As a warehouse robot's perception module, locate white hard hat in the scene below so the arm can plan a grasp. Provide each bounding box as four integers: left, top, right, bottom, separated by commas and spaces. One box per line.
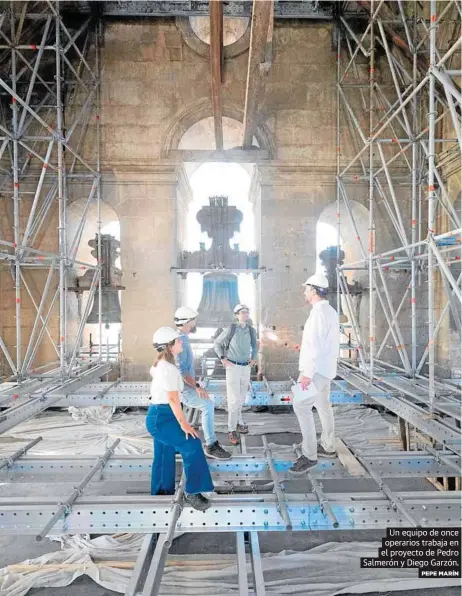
233, 303, 249, 315
152, 326, 180, 347
302, 273, 329, 289
174, 306, 198, 325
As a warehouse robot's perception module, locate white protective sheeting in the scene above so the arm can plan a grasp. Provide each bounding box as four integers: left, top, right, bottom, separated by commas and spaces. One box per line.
0, 404, 398, 458
0, 535, 459, 596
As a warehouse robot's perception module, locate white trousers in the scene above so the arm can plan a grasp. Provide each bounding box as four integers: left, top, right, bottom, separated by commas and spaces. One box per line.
293, 373, 335, 461
225, 363, 250, 431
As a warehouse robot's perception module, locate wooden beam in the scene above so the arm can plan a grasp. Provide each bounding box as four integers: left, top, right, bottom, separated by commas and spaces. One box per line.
335, 439, 367, 477
210, 0, 223, 150
169, 149, 269, 162
242, 0, 273, 148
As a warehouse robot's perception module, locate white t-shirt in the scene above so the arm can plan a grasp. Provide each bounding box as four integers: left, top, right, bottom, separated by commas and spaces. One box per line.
149, 360, 184, 405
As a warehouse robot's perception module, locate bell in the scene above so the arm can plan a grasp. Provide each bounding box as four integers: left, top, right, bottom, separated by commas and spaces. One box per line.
196, 272, 240, 328
319, 245, 348, 322
86, 288, 121, 328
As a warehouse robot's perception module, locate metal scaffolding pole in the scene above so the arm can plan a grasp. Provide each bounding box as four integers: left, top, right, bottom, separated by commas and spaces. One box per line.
337, 0, 461, 440
368, 8, 375, 378
0, 1, 103, 385
427, 0, 437, 413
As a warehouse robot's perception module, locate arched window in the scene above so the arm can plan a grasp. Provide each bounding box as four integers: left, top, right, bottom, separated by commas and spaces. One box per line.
185, 162, 256, 324
67, 199, 121, 353
317, 200, 369, 285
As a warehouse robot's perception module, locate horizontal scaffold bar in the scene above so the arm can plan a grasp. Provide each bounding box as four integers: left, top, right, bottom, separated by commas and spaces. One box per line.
0, 491, 458, 535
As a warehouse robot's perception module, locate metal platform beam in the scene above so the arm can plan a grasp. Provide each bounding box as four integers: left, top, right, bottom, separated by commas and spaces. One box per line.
338, 368, 462, 454
0, 380, 367, 408
2, 451, 460, 483
0, 364, 111, 435
0, 491, 458, 535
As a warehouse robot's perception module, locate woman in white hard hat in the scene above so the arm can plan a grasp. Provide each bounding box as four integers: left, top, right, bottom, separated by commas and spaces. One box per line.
146, 326, 214, 511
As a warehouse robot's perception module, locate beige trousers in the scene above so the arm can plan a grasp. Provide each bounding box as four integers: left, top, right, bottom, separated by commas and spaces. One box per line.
293, 372, 335, 460
225, 363, 251, 431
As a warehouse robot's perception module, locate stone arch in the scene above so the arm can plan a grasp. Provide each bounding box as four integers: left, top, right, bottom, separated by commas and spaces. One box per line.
317, 199, 369, 284
176, 17, 250, 59
161, 98, 275, 158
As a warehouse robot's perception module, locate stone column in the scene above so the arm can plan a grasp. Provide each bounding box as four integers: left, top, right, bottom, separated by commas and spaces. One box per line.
103, 165, 179, 380
257, 164, 336, 380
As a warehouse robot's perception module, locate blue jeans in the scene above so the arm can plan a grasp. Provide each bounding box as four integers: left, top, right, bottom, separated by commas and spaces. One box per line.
181, 388, 216, 446
146, 404, 214, 496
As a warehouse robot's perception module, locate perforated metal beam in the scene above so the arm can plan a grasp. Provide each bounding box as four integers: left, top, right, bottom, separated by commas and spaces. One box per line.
339, 369, 462, 454
0, 491, 458, 535
3, 452, 460, 483
0, 364, 111, 434
0, 381, 366, 408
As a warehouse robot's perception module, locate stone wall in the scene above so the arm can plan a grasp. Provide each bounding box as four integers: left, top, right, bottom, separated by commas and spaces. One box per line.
96, 19, 343, 378
1, 15, 458, 381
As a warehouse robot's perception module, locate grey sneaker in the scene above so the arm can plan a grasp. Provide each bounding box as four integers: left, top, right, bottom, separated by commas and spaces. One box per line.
318, 445, 337, 458
204, 441, 232, 460
288, 455, 317, 476
184, 493, 211, 511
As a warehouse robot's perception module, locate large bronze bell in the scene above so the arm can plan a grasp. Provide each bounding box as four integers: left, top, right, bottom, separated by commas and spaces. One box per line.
86, 288, 121, 328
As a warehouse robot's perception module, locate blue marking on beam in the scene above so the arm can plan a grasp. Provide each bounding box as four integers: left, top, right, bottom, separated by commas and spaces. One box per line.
308, 505, 350, 529
209, 391, 370, 405
330, 392, 364, 404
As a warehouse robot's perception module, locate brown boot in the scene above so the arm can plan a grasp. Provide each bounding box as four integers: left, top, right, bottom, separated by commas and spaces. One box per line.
236, 423, 249, 434
228, 430, 240, 445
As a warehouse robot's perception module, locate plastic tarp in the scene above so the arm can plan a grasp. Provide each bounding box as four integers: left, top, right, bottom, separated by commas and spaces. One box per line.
0, 404, 398, 457
0, 535, 460, 596
1, 405, 441, 596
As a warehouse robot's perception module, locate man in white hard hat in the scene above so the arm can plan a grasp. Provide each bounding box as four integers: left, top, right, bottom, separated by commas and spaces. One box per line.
214, 304, 258, 445
289, 273, 340, 475
174, 306, 231, 460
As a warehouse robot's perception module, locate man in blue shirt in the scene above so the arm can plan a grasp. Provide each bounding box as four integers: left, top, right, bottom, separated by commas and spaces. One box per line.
174, 307, 231, 460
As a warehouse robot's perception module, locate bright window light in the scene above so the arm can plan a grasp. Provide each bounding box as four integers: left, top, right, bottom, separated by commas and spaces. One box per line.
316, 221, 341, 275
185, 163, 256, 318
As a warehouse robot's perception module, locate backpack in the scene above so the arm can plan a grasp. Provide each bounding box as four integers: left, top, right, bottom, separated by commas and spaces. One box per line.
224, 323, 257, 357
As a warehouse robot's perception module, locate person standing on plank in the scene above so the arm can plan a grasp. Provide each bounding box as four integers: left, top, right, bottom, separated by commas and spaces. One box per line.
214, 304, 258, 445
289, 273, 340, 476
146, 326, 214, 511
174, 306, 231, 460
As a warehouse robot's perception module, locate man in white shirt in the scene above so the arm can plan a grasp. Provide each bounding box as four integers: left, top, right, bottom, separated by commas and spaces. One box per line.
289, 273, 340, 475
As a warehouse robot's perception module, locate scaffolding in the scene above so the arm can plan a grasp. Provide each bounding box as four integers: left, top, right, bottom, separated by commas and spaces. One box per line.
0, 1, 104, 384
0, 2, 460, 594
336, 1, 461, 417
